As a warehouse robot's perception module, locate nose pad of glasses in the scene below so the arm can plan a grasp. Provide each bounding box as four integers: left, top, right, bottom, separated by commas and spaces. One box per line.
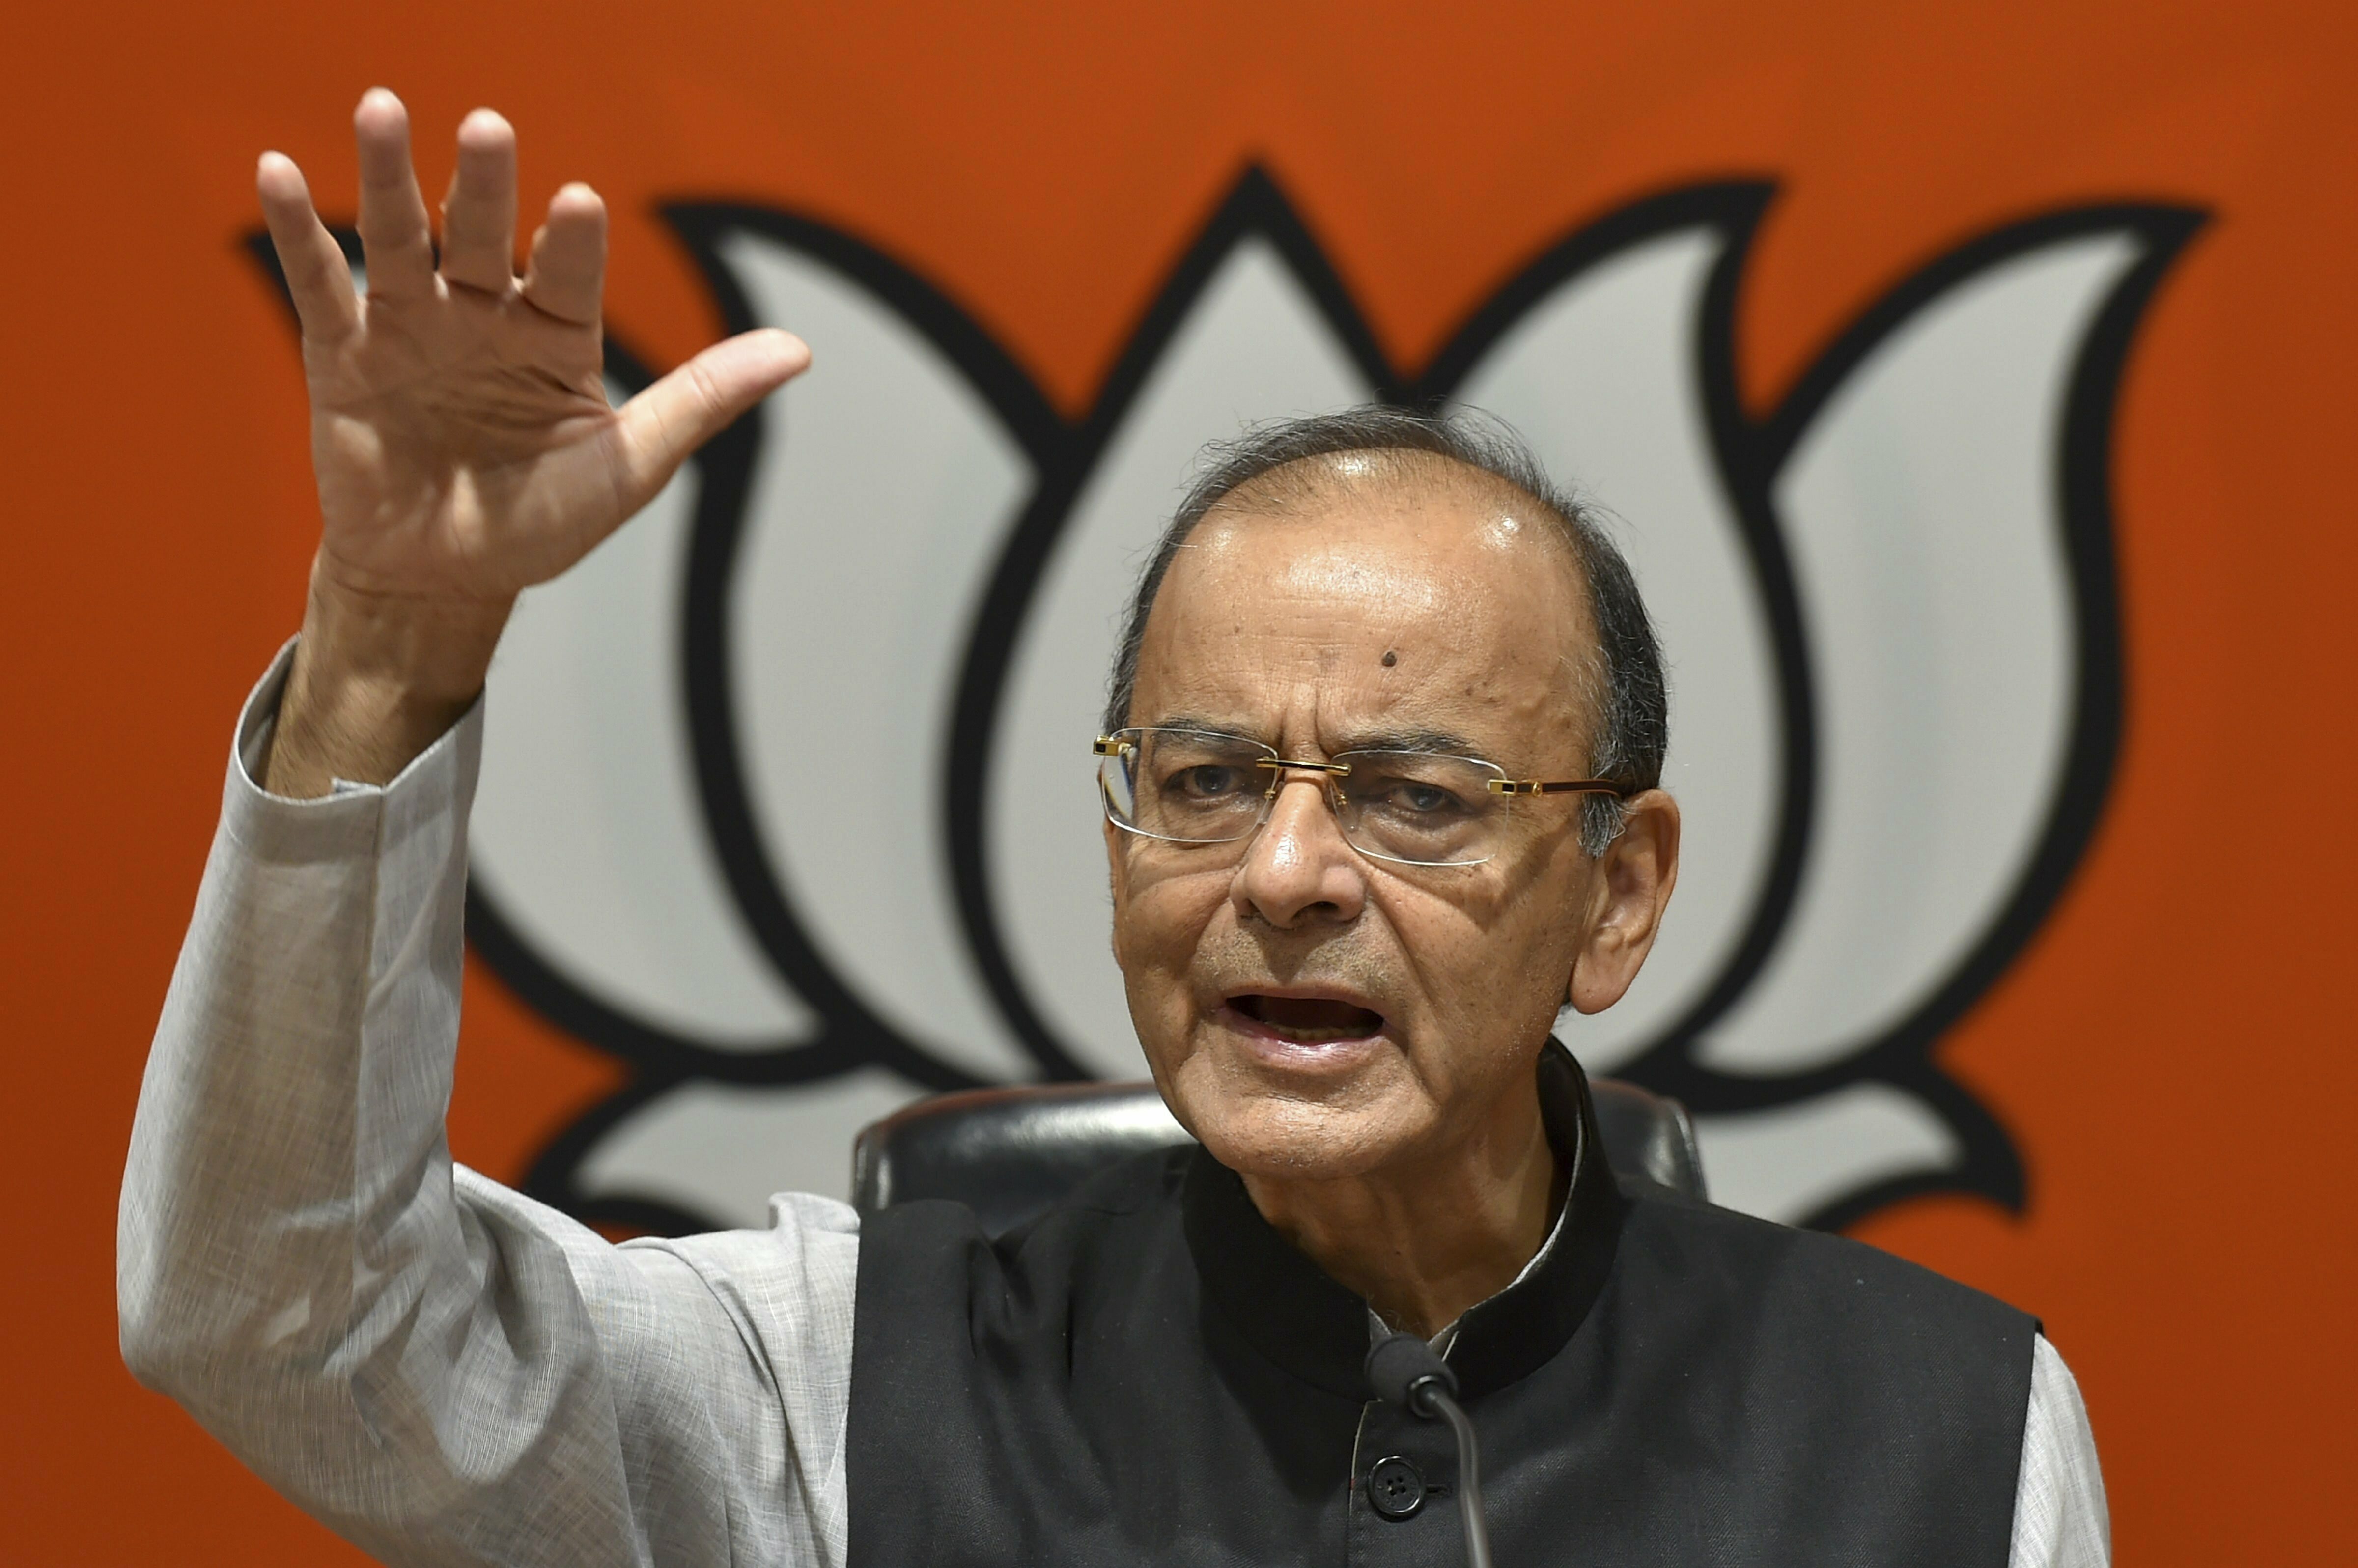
1248, 768, 1359, 862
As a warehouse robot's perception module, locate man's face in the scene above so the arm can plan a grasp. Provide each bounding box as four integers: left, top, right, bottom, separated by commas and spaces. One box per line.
1108, 472, 1629, 1182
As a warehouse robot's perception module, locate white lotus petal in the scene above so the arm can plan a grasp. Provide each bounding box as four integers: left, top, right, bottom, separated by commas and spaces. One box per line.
718, 232, 1038, 1082
473, 416, 816, 1050
986, 238, 1375, 1077
1692, 1084, 1960, 1224
1451, 229, 1780, 1074
1701, 235, 2144, 1073
576, 1071, 931, 1224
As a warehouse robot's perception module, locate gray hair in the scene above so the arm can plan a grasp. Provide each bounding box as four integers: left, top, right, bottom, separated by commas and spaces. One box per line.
1102, 406, 1667, 856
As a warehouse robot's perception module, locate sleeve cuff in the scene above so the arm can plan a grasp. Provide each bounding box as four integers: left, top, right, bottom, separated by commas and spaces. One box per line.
220, 638, 486, 866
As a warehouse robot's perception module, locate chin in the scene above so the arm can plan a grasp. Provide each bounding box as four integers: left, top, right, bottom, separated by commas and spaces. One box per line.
1163, 1042, 1431, 1181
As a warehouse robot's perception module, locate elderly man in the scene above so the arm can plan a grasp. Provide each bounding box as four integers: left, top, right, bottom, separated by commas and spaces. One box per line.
118, 94, 2107, 1567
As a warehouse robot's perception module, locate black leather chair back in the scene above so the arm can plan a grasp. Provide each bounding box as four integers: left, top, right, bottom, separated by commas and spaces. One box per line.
852, 1075, 1705, 1237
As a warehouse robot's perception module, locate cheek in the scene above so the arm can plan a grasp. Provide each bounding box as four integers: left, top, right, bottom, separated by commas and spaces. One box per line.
1378, 865, 1586, 1028
1377, 892, 1496, 1019
1113, 863, 1235, 1082
1111, 858, 1233, 979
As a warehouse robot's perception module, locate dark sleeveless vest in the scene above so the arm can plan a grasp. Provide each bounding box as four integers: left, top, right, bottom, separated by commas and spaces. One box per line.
848, 1046, 2036, 1565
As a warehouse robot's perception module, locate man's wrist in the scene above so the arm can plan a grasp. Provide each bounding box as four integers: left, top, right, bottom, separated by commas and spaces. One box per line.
262, 570, 512, 798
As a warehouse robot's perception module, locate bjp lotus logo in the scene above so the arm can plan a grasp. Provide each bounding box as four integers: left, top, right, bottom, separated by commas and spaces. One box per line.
256, 174, 2198, 1235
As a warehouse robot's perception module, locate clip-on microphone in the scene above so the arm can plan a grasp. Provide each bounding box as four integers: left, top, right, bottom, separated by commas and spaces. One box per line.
1366, 1332, 1496, 1568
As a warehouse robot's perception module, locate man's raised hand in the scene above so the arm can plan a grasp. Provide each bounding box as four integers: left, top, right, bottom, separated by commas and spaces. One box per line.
256, 90, 809, 797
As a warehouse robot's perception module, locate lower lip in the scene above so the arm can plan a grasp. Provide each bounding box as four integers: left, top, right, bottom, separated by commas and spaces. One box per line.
1216, 1003, 1390, 1072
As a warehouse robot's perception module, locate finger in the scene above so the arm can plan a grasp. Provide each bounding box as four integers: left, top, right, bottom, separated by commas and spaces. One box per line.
438, 108, 518, 295
519, 183, 606, 325
352, 88, 435, 296
608, 330, 812, 512
255, 152, 359, 341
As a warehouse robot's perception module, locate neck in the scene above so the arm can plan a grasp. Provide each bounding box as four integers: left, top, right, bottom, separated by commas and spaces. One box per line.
1239, 1086, 1563, 1340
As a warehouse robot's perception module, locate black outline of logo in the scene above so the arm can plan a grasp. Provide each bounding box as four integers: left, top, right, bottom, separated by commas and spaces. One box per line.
249, 171, 2201, 1236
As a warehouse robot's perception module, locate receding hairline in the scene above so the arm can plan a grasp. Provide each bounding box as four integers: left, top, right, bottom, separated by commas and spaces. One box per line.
1204, 443, 1585, 537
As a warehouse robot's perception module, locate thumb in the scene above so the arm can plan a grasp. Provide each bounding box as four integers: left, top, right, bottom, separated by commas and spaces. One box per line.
610, 328, 811, 510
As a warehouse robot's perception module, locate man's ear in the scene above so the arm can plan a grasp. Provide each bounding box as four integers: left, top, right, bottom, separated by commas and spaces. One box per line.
1567, 789, 1681, 1015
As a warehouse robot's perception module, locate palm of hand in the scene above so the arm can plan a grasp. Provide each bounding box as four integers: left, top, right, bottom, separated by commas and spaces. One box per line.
306, 287, 620, 603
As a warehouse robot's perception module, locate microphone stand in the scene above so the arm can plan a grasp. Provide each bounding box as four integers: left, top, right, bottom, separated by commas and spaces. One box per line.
1366, 1333, 1496, 1568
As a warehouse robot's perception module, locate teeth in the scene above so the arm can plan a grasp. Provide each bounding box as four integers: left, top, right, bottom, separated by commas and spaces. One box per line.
1268, 1024, 1370, 1043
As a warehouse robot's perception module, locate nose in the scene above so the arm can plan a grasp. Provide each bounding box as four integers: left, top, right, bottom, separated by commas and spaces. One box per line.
1232, 771, 1369, 928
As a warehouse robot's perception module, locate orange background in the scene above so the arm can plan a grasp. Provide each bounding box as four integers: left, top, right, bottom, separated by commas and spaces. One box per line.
3, 1, 2351, 1560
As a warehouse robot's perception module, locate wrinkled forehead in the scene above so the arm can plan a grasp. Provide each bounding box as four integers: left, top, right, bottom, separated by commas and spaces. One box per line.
1133, 478, 1598, 759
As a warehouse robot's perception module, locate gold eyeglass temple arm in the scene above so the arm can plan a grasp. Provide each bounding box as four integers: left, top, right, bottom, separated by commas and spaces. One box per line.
1487, 779, 1629, 797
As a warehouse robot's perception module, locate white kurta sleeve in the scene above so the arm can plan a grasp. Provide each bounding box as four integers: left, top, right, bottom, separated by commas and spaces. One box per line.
2007, 1333, 2111, 1568
117, 646, 857, 1568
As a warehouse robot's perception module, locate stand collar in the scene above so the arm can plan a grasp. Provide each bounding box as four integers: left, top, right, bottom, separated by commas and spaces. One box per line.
1182, 1040, 1626, 1401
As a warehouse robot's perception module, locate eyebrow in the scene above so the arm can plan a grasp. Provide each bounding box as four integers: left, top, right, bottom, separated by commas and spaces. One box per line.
1136, 714, 1489, 759
1338, 727, 1488, 758
1140, 713, 1264, 743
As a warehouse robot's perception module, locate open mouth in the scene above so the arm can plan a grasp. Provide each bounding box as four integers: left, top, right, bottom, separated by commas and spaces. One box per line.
1228, 993, 1386, 1044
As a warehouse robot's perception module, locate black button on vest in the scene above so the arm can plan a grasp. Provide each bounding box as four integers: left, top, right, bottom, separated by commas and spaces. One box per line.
848, 1043, 2037, 1565
1367, 1456, 1426, 1521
